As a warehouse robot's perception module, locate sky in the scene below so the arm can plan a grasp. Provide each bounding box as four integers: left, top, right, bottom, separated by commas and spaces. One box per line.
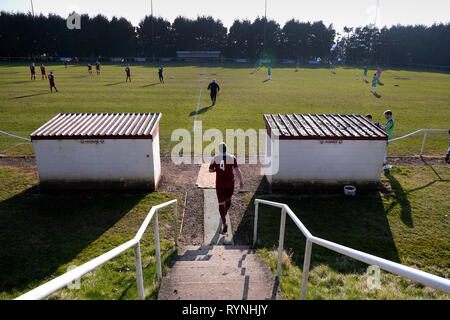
2, 0, 450, 33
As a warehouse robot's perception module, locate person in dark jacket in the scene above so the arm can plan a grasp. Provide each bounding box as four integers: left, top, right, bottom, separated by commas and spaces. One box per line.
207, 79, 220, 106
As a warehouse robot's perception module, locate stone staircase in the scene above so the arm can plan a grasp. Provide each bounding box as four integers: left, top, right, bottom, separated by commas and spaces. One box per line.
157, 245, 282, 300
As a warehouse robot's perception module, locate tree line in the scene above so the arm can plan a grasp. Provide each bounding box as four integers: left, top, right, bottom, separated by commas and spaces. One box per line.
0, 12, 449, 67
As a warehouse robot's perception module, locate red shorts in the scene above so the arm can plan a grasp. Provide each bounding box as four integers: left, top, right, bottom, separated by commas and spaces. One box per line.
216, 187, 234, 203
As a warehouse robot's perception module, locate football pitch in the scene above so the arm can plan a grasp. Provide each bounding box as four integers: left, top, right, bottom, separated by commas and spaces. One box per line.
0, 62, 449, 156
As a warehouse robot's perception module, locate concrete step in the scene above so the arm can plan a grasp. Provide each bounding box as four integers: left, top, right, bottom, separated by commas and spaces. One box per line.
158, 246, 282, 300
179, 245, 252, 253
170, 256, 268, 268
157, 278, 281, 300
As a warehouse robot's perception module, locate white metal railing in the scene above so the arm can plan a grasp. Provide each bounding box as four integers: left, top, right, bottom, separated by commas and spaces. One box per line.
388, 129, 447, 155
0, 130, 31, 142
15, 199, 178, 300
253, 199, 450, 300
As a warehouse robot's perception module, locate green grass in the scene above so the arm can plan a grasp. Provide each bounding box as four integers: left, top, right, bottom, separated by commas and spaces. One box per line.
0, 167, 181, 300
1, 62, 449, 156
250, 165, 449, 299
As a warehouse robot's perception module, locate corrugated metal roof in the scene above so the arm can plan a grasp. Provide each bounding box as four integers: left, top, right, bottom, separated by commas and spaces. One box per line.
30, 113, 161, 140
264, 114, 387, 140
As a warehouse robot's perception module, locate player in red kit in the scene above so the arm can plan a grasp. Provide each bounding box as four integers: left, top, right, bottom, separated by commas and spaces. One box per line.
88, 64, 92, 75
125, 65, 131, 82
209, 142, 244, 234
48, 71, 58, 92
95, 61, 101, 75
30, 63, 36, 80
40, 64, 47, 80
64, 59, 68, 69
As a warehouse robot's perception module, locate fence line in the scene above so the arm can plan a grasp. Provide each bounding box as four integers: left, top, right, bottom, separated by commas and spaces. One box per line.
15, 199, 178, 300
388, 129, 447, 155
254, 199, 450, 300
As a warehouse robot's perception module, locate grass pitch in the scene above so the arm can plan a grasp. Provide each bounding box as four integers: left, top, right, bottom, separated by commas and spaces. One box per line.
1, 62, 449, 156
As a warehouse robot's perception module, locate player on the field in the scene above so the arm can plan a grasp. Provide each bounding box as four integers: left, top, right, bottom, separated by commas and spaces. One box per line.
209, 142, 244, 235
95, 61, 101, 75
40, 64, 47, 80
370, 73, 378, 93
74, 57, 79, 65
64, 59, 68, 69
30, 63, 36, 80
207, 79, 220, 106
125, 65, 131, 82
381, 110, 394, 168
48, 71, 58, 93
363, 66, 368, 82
158, 67, 164, 83
267, 65, 272, 80
376, 67, 382, 81
88, 63, 93, 75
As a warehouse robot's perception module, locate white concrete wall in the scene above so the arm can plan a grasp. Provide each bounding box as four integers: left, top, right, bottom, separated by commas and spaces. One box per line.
33, 138, 160, 188
265, 135, 386, 184
151, 132, 161, 187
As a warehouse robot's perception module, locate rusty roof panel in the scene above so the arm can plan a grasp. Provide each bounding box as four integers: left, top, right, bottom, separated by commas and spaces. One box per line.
263, 114, 387, 140
30, 113, 162, 140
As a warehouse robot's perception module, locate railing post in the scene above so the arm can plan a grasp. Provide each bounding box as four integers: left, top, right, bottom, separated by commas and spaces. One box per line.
420, 131, 428, 156
154, 209, 162, 282
276, 207, 286, 280
253, 201, 259, 248
134, 242, 145, 300
174, 202, 178, 247
300, 239, 312, 300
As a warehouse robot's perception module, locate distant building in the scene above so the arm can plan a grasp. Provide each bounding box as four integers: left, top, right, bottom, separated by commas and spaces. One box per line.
176, 51, 221, 62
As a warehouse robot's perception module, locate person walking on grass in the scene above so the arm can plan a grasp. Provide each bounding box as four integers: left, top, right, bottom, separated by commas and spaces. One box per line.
371, 73, 378, 94
40, 64, 47, 80
95, 61, 101, 75
158, 67, 164, 83
381, 110, 394, 169
267, 65, 272, 80
207, 79, 220, 106
209, 143, 245, 235
30, 63, 36, 80
48, 71, 58, 93
376, 67, 382, 82
125, 65, 131, 82
363, 66, 368, 82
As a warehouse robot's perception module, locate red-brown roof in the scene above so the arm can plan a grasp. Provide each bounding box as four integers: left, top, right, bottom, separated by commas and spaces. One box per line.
264, 114, 387, 140
30, 113, 161, 140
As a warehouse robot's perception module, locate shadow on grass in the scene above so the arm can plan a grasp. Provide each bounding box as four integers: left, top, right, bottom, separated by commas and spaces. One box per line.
372, 92, 382, 98
189, 105, 213, 117
104, 81, 125, 86
0, 186, 145, 295
234, 177, 401, 276
142, 83, 160, 88
12, 92, 50, 99
117, 246, 178, 300
383, 170, 413, 228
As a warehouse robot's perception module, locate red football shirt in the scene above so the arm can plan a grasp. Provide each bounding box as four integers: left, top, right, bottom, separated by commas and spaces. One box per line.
209, 153, 239, 189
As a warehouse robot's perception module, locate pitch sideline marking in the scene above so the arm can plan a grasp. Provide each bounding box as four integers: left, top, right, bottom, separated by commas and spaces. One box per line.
192, 64, 207, 132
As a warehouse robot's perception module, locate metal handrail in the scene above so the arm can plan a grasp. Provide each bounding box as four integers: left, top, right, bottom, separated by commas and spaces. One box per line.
0, 130, 31, 142
388, 129, 447, 155
253, 199, 450, 300
15, 199, 178, 300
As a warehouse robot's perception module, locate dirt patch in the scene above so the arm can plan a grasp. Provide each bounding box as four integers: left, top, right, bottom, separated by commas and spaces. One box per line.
387, 155, 448, 167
